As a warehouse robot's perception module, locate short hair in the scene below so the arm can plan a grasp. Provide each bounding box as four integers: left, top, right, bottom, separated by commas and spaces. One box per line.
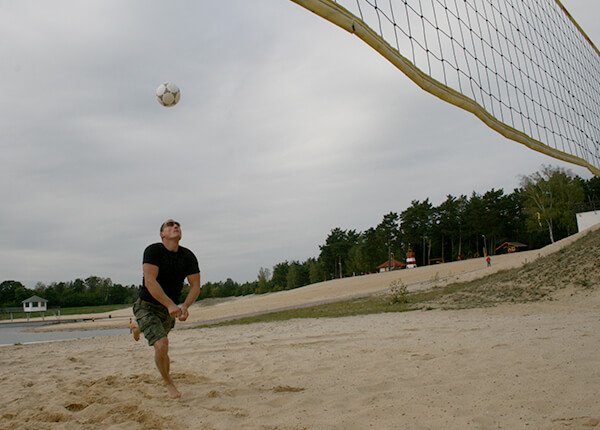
160, 220, 179, 233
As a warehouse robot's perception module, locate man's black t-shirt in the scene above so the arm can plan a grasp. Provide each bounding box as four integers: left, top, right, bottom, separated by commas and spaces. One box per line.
139, 243, 200, 306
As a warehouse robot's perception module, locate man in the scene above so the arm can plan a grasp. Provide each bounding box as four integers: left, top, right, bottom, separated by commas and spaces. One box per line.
130, 219, 201, 399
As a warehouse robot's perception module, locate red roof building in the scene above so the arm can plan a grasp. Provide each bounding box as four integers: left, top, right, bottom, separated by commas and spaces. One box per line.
376, 258, 406, 272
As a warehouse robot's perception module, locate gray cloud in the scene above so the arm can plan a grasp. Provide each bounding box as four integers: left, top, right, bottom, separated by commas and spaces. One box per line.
0, 0, 597, 287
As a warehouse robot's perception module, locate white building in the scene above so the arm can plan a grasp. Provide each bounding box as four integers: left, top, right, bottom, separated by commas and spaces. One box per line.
22, 295, 48, 313
576, 209, 600, 232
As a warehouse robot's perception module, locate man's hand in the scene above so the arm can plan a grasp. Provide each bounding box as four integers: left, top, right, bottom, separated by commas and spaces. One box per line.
178, 304, 189, 321
167, 303, 182, 319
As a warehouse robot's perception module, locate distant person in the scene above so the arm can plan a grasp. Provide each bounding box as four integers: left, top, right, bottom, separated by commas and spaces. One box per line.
130, 219, 201, 399
486, 255, 491, 267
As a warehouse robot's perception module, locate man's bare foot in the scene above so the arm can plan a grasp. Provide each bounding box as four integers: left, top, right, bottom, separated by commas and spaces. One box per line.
130, 318, 140, 341
166, 383, 181, 399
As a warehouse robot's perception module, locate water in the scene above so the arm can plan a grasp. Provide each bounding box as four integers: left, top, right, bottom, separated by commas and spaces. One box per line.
0, 321, 129, 346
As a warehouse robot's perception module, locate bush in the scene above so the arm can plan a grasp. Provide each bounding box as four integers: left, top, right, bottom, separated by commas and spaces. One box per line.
389, 281, 409, 304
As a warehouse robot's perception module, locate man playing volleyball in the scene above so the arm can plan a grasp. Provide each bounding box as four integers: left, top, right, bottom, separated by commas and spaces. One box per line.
130, 219, 201, 398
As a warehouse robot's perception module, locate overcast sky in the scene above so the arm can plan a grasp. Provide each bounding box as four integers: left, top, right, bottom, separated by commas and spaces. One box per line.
1, 0, 598, 288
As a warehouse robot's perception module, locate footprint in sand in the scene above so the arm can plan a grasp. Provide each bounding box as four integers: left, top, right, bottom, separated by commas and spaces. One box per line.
551, 416, 600, 428
65, 403, 88, 412
410, 353, 436, 360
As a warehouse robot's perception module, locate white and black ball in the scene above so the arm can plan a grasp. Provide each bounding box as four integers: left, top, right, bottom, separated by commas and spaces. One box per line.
156, 82, 181, 107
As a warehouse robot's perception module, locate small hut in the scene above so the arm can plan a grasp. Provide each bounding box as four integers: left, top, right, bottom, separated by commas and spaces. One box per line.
377, 258, 406, 272
22, 295, 48, 313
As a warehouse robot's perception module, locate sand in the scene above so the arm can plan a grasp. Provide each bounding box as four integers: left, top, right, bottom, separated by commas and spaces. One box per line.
1, 225, 599, 429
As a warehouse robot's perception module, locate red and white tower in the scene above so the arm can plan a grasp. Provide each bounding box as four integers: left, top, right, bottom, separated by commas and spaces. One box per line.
406, 249, 417, 269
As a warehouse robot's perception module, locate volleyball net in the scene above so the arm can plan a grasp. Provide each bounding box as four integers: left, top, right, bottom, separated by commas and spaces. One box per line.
290, 0, 600, 176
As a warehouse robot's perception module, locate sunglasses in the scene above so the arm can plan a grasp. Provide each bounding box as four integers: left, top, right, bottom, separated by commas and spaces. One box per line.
164, 221, 180, 227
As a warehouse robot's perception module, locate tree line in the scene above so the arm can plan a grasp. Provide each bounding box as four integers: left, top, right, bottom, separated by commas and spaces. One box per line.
0, 276, 138, 309
2, 166, 598, 308
201, 166, 599, 297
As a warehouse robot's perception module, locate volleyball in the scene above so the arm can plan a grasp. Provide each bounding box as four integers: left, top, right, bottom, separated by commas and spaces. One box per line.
156, 82, 181, 107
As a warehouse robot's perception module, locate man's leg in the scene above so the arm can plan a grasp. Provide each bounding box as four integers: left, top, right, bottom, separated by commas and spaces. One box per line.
130, 318, 140, 341
153, 336, 181, 399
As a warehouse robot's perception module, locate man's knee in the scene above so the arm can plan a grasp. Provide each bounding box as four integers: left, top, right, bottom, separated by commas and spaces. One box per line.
153, 337, 169, 354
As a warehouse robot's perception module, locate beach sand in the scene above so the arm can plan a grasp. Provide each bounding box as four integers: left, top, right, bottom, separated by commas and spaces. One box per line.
1, 226, 599, 429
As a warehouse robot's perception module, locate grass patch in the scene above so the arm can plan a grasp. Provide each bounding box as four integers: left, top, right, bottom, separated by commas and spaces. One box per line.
195, 290, 445, 328
195, 246, 597, 328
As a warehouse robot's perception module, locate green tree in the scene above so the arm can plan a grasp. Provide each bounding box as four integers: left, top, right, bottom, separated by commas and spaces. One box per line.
271, 262, 289, 291
346, 241, 367, 275
307, 258, 324, 284
580, 175, 600, 203
318, 228, 360, 278
257, 267, 271, 294
361, 227, 386, 272
345, 228, 385, 275
108, 284, 128, 304
375, 212, 402, 268
400, 199, 434, 265
520, 165, 585, 243
286, 262, 300, 290
221, 278, 238, 297
434, 195, 467, 261
0, 280, 30, 307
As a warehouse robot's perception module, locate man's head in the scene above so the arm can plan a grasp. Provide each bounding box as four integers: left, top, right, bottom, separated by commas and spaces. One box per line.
160, 219, 182, 241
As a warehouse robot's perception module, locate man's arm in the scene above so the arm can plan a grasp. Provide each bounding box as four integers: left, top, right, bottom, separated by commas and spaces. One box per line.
178, 272, 201, 321
143, 263, 181, 318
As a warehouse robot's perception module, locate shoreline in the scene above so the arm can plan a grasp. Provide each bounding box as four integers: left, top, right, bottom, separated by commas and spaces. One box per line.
0, 323, 130, 348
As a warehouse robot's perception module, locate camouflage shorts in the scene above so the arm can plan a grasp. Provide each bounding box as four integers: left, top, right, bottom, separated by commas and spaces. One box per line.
132, 298, 175, 346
